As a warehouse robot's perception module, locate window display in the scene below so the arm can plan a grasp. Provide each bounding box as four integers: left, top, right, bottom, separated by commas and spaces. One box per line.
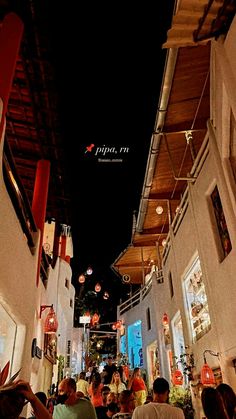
184, 257, 211, 343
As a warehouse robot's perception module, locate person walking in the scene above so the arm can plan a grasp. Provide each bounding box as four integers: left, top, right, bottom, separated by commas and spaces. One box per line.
102, 357, 117, 385
127, 368, 147, 406
217, 383, 236, 419
53, 377, 97, 418
76, 371, 89, 397
0, 379, 51, 419
132, 377, 184, 418
112, 389, 135, 419
201, 386, 230, 419
108, 371, 126, 396
88, 371, 104, 407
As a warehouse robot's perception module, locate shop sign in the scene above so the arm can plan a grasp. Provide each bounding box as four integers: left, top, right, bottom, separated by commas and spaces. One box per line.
31, 338, 42, 359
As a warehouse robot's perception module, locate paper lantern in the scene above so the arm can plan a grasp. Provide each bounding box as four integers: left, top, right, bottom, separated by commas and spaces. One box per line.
95, 283, 101, 292
201, 363, 215, 385
78, 274, 85, 284
162, 313, 169, 326
44, 307, 58, 334
172, 369, 183, 386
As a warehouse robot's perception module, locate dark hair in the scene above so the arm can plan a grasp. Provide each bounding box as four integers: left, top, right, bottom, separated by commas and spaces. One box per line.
119, 389, 133, 405
64, 378, 76, 392
107, 401, 118, 413
101, 385, 110, 394
35, 391, 47, 406
79, 372, 86, 380
91, 372, 101, 393
0, 388, 25, 418
201, 387, 229, 419
153, 377, 169, 394
217, 383, 236, 419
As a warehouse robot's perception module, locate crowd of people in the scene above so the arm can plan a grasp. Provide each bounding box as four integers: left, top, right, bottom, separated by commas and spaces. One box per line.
1, 355, 236, 418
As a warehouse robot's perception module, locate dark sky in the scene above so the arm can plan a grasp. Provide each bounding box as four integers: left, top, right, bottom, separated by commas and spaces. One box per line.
45, 1, 175, 321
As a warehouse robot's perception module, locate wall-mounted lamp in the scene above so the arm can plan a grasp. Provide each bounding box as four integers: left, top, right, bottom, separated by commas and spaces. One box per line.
40, 304, 58, 334
162, 313, 169, 326
201, 349, 219, 385
172, 368, 184, 386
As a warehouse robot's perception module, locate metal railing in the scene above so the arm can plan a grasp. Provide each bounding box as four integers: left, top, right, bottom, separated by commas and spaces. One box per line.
118, 270, 163, 316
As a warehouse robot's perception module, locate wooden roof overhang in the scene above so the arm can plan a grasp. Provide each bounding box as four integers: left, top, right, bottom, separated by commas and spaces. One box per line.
1, 1, 71, 227
112, 42, 211, 284
163, 0, 236, 48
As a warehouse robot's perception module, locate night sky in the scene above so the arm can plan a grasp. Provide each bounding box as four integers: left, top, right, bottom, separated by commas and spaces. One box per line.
43, 1, 175, 322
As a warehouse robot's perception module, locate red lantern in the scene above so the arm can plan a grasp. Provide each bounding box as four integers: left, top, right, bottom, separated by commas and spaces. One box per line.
172, 369, 183, 386
115, 321, 122, 329
92, 313, 99, 325
162, 313, 169, 326
201, 363, 215, 385
95, 283, 101, 292
78, 274, 85, 284
44, 307, 58, 334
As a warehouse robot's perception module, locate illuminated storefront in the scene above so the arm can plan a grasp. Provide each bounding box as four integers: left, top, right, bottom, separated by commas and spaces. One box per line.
127, 320, 143, 369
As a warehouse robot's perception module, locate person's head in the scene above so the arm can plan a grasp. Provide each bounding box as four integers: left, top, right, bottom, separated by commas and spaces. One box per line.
152, 377, 170, 403
0, 386, 25, 419
118, 389, 135, 413
217, 383, 236, 419
106, 391, 117, 405
106, 401, 118, 417
91, 371, 101, 388
79, 371, 86, 380
201, 386, 229, 419
35, 391, 47, 406
107, 357, 113, 366
111, 371, 121, 384
57, 378, 76, 404
101, 385, 110, 405
133, 367, 141, 378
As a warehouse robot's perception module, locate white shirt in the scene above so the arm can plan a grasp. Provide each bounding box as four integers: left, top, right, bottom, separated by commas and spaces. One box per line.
108, 382, 126, 394
132, 402, 185, 419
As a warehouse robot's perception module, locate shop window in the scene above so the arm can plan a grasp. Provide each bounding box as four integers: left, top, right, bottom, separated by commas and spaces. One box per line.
184, 257, 211, 343
146, 307, 151, 330
169, 272, 174, 298
127, 321, 143, 368
211, 186, 232, 260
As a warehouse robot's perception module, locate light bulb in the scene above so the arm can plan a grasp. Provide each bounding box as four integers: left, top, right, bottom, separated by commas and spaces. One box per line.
156, 206, 163, 215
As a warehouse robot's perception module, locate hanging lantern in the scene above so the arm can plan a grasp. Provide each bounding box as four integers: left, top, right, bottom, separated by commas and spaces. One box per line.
112, 324, 116, 330
95, 282, 101, 292
92, 313, 99, 325
156, 205, 164, 215
162, 313, 169, 326
103, 291, 109, 300
44, 307, 58, 334
78, 274, 86, 284
86, 266, 93, 275
201, 363, 215, 385
115, 320, 122, 329
172, 369, 184, 386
